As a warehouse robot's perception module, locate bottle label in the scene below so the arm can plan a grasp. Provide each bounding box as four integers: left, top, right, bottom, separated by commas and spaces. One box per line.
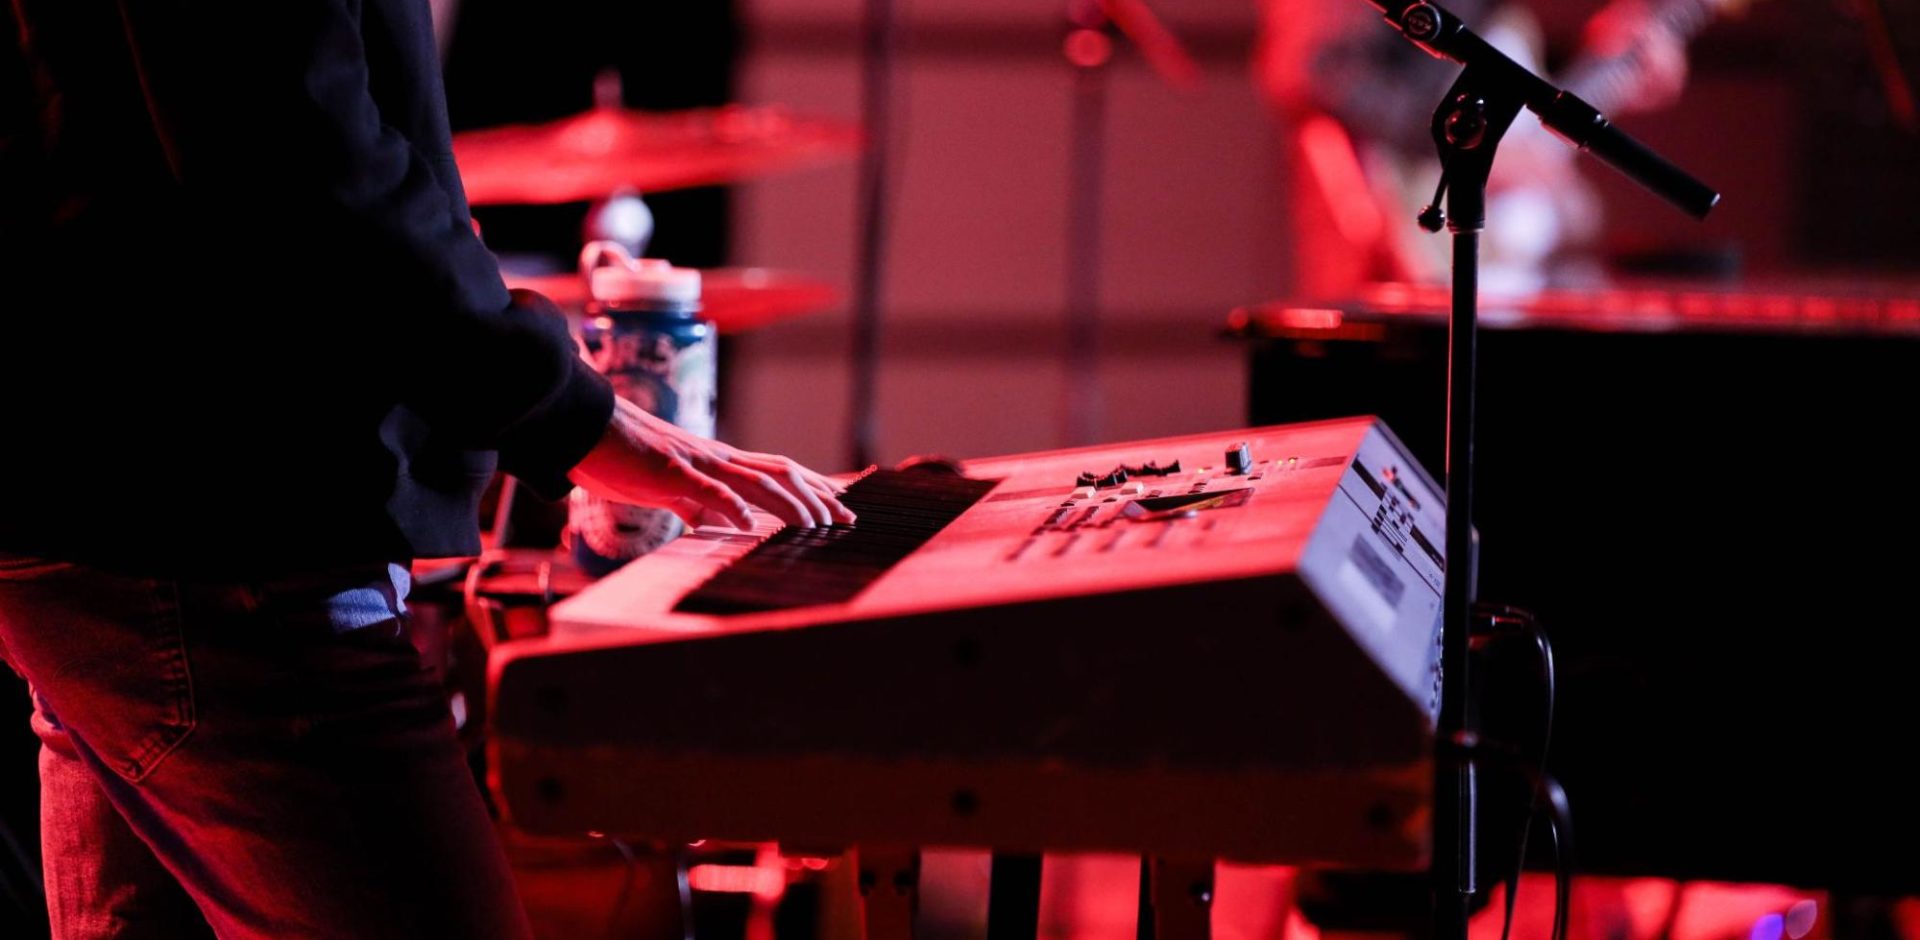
572, 315, 717, 565
583, 323, 715, 437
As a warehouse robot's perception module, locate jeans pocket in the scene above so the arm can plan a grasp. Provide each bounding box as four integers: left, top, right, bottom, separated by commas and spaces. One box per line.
0, 564, 196, 783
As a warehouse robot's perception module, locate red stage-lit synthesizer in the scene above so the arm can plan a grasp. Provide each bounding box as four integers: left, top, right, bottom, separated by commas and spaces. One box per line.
490, 418, 1446, 869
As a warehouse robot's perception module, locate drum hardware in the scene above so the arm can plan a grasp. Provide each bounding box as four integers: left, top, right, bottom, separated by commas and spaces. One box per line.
453, 104, 862, 207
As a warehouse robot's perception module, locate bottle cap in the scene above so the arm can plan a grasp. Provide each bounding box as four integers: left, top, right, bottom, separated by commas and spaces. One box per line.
579, 240, 702, 307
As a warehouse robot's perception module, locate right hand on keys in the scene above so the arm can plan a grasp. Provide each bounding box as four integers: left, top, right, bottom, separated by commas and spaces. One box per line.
568, 397, 857, 531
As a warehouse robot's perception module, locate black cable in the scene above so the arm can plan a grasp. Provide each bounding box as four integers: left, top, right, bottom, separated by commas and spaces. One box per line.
1654, 880, 1690, 940
1543, 774, 1573, 940
601, 835, 641, 940
1471, 603, 1555, 940
1443, 740, 1577, 940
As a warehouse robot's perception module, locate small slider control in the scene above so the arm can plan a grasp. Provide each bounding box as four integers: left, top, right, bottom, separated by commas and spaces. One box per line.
1226, 442, 1252, 475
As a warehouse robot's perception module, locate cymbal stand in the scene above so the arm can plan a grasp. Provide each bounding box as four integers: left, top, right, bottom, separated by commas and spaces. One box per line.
1063, 0, 1111, 446
1060, 0, 1198, 447
847, 0, 899, 470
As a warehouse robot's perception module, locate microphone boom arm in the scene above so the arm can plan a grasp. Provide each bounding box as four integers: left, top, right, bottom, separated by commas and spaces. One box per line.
1367, 0, 1720, 218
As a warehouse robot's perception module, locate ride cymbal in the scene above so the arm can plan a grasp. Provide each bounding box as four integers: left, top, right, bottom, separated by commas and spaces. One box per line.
456, 104, 861, 205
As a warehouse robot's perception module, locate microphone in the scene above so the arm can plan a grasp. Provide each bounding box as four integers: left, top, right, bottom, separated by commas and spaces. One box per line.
1366, 0, 1718, 218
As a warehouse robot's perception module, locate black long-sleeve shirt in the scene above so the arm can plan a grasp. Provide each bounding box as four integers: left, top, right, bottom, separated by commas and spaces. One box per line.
0, 0, 613, 576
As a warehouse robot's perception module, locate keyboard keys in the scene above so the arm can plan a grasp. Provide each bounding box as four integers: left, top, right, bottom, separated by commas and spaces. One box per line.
673, 470, 997, 614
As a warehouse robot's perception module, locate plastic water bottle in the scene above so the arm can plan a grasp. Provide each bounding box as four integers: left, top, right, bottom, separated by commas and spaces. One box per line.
568, 242, 717, 577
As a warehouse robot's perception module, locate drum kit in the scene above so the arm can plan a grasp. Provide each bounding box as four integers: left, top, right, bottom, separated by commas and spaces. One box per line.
453, 101, 861, 327
421, 99, 863, 670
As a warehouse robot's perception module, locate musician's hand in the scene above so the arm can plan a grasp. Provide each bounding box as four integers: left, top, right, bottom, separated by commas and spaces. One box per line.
568, 397, 857, 531
1583, 0, 1689, 114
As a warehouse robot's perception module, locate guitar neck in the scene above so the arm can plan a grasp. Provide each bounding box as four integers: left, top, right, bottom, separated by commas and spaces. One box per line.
1557, 0, 1726, 113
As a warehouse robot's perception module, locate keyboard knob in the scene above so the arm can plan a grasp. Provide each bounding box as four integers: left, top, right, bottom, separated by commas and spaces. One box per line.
1227, 443, 1252, 475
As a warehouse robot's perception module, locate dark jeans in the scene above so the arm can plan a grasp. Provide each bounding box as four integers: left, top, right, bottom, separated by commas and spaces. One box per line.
0, 555, 532, 939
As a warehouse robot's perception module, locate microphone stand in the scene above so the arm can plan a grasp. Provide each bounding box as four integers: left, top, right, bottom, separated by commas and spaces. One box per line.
1358, 4, 1719, 939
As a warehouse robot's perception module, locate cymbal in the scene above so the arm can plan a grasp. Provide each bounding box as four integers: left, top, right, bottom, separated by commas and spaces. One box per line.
505, 268, 839, 335
455, 104, 862, 205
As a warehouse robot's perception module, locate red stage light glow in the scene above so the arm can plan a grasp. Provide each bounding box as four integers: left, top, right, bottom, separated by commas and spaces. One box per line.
687, 864, 785, 900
